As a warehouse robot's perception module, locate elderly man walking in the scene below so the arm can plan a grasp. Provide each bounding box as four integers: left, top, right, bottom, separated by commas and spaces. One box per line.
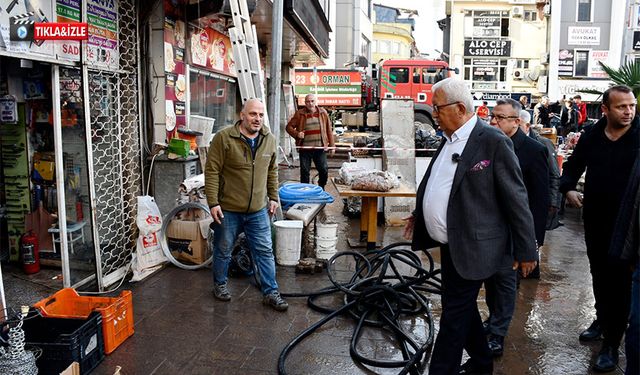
286, 94, 335, 189
403, 78, 538, 374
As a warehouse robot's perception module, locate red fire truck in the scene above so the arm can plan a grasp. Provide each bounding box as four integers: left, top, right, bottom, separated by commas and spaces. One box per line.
293, 59, 457, 131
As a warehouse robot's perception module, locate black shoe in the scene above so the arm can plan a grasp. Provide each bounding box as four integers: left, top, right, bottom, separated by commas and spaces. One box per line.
459, 359, 493, 375
482, 319, 490, 335
579, 320, 603, 341
487, 334, 504, 357
593, 345, 618, 372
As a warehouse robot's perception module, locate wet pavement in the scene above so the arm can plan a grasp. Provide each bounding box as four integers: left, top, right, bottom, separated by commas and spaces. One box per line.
3, 161, 629, 374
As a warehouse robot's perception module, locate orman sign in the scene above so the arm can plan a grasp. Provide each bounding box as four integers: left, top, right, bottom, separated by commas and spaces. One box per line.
464, 40, 511, 57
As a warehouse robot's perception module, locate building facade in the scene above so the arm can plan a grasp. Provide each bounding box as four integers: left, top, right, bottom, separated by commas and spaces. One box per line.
334, 0, 374, 68
548, 0, 624, 106
446, 0, 550, 106
372, 4, 417, 63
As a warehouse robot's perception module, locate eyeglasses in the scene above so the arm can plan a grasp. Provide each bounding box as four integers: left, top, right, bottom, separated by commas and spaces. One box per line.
490, 113, 519, 121
433, 101, 460, 112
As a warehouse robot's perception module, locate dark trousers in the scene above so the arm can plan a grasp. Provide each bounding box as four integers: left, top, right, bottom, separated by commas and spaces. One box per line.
299, 149, 328, 188
429, 246, 492, 374
485, 265, 517, 337
625, 263, 639, 375
584, 221, 633, 349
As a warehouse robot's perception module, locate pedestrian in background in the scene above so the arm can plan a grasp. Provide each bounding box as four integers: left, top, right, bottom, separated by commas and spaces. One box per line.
519, 110, 562, 231
476, 100, 490, 121
559, 99, 578, 136
484, 99, 549, 357
205, 99, 288, 312
519, 95, 529, 110
573, 94, 588, 128
560, 85, 639, 372
533, 96, 552, 127
403, 78, 538, 375
286, 94, 335, 189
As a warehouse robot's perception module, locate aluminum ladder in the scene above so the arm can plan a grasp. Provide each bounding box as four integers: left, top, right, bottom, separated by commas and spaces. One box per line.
228, 0, 270, 128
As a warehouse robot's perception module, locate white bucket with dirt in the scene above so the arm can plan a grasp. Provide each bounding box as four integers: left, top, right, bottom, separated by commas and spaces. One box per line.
316, 222, 338, 239
315, 236, 338, 260
274, 220, 303, 266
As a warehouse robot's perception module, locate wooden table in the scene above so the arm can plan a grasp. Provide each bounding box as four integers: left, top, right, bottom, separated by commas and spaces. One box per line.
332, 178, 416, 250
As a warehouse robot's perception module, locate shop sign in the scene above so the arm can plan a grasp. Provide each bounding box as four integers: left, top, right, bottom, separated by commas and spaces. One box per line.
188, 23, 235, 76
294, 69, 362, 107
558, 49, 574, 77
0, 0, 55, 57
0, 96, 18, 124
589, 50, 609, 78
558, 79, 612, 102
473, 17, 500, 28
464, 40, 511, 57
634, 31, 640, 50
472, 66, 498, 81
86, 0, 119, 69
568, 26, 600, 46
164, 1, 187, 138
56, 0, 82, 62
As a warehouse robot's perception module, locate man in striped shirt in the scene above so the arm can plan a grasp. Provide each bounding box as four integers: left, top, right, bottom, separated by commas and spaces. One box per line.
286, 94, 335, 189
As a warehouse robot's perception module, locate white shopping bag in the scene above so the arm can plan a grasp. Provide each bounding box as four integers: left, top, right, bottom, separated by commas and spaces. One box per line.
131, 196, 167, 281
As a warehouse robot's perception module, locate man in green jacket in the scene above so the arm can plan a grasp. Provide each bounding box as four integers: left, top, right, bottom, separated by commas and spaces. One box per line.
205, 99, 287, 311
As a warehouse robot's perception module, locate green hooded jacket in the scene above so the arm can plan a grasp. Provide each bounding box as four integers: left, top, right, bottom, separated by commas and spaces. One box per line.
205, 122, 279, 213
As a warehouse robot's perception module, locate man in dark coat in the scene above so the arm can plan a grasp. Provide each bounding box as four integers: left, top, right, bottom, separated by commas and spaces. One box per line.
484, 98, 549, 357
403, 78, 538, 374
560, 85, 639, 372
533, 96, 552, 127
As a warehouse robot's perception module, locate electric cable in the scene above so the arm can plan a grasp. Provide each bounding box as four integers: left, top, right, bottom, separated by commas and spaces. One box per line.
278, 183, 334, 209
158, 202, 212, 270
278, 242, 442, 375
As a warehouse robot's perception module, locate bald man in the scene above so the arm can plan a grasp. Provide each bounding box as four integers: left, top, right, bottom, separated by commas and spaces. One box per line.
205, 99, 288, 311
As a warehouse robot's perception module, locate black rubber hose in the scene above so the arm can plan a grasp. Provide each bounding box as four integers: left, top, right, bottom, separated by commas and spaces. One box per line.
278, 242, 442, 375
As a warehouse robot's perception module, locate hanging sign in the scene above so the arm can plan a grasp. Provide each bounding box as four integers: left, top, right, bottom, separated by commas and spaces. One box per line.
0, 96, 18, 123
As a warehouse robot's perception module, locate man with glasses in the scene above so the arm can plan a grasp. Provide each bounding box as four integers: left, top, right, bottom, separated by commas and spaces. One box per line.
484, 99, 549, 357
560, 85, 639, 372
404, 78, 537, 375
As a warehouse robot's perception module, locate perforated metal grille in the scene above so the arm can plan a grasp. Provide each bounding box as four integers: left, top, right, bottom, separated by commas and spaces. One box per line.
86, 0, 141, 285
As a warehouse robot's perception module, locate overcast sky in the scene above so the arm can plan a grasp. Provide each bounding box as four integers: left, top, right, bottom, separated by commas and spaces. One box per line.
374, 0, 445, 57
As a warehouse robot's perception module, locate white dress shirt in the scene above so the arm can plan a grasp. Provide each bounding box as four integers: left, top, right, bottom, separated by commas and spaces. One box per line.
422, 115, 477, 244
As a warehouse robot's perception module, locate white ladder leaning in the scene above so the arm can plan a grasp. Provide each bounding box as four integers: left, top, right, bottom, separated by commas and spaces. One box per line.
228, 0, 270, 128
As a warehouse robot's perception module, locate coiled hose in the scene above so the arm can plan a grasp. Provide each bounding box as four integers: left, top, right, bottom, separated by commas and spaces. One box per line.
278, 183, 334, 209
159, 202, 213, 270
278, 242, 442, 375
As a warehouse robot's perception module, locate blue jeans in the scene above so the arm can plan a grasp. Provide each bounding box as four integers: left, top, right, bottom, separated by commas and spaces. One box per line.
626, 263, 639, 375
212, 208, 279, 295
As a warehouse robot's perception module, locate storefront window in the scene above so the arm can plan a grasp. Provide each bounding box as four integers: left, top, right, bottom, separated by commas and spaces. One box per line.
189, 68, 237, 133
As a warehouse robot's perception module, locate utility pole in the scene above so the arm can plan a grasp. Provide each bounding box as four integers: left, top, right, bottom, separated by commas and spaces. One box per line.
268, 0, 284, 146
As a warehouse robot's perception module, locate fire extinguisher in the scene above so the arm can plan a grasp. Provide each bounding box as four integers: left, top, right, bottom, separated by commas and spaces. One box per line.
20, 231, 40, 275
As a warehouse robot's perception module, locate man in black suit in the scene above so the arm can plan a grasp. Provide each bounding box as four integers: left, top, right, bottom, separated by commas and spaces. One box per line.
403, 78, 538, 375
483, 99, 549, 356
520, 110, 562, 231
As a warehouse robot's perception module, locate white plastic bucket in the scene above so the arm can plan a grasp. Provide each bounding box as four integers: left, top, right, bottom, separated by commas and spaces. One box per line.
274, 220, 304, 266
316, 222, 338, 239
315, 236, 338, 260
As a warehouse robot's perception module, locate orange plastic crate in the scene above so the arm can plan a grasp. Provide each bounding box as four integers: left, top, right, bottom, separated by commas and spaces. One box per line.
34, 288, 134, 354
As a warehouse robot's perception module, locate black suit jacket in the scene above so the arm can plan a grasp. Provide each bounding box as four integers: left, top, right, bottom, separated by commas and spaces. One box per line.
512, 129, 550, 246
412, 119, 538, 280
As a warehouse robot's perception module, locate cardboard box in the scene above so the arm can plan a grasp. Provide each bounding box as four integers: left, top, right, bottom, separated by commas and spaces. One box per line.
166, 217, 213, 264
60, 362, 80, 375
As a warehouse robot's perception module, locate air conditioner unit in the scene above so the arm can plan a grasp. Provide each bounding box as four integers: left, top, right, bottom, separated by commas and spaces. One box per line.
511, 6, 524, 17
513, 68, 525, 80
